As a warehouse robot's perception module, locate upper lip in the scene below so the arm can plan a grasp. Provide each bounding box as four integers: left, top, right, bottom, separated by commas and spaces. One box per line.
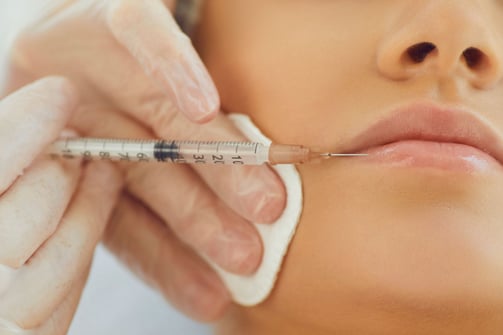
339, 102, 503, 165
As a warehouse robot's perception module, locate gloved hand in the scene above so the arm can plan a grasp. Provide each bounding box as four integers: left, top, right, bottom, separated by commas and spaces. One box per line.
3, 0, 287, 321
0, 77, 122, 335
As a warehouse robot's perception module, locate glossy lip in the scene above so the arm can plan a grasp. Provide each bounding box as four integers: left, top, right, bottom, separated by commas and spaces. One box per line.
338, 102, 503, 170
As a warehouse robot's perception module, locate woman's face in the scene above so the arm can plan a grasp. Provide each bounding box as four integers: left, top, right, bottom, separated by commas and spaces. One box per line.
194, 1, 503, 333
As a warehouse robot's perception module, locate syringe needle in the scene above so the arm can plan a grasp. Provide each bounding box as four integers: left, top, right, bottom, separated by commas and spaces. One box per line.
320, 153, 368, 157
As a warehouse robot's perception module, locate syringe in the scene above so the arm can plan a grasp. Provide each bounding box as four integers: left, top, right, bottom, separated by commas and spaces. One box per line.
48, 138, 366, 165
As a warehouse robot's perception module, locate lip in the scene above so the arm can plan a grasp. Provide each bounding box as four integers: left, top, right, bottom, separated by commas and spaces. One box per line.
340, 102, 503, 172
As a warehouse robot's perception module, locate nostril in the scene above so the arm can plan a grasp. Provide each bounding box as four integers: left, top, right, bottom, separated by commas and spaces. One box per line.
462, 47, 486, 70
405, 42, 436, 63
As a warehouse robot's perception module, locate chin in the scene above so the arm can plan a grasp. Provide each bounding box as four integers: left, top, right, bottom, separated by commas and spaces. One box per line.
278, 164, 503, 330
359, 237, 503, 316
323, 197, 503, 311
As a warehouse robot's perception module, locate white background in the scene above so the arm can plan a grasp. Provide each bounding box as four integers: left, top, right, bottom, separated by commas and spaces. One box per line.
0, 1, 211, 334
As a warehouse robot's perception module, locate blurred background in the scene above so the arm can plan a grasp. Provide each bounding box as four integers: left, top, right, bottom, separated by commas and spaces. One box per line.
0, 1, 210, 334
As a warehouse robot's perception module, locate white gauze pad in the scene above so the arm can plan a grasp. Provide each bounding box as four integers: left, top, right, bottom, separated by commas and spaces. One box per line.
207, 114, 303, 306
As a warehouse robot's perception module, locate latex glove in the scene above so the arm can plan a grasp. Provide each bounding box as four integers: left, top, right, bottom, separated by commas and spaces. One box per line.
4, 0, 287, 321
0, 77, 122, 335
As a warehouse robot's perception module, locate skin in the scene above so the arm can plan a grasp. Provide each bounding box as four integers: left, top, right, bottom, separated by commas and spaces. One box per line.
193, 1, 503, 334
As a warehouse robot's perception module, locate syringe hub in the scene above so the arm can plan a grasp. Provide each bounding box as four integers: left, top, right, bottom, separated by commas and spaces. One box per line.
268, 144, 367, 164
268, 144, 312, 164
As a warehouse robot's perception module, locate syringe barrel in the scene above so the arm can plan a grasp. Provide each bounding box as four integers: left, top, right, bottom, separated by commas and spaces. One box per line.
48, 139, 274, 165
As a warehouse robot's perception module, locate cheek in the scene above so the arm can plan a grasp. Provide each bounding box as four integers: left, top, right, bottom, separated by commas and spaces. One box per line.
198, 2, 389, 149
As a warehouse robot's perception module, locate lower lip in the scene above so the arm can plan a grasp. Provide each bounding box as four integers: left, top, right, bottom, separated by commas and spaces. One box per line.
361, 140, 502, 173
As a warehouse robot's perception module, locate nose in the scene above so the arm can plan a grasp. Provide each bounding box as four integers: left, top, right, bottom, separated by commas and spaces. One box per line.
377, 1, 503, 89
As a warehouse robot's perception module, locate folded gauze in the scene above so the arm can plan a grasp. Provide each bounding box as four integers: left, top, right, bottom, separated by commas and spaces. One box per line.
205, 114, 303, 306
